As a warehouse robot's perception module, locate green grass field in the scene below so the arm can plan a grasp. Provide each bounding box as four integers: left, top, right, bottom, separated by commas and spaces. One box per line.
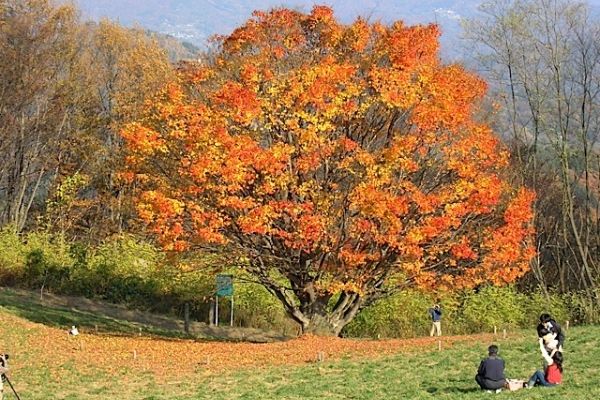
162, 328, 599, 400
1, 288, 599, 399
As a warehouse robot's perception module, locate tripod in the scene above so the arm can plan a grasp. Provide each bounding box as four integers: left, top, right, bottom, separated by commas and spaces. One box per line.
3, 376, 21, 400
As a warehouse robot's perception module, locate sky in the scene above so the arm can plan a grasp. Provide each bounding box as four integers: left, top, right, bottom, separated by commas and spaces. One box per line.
74, 0, 477, 54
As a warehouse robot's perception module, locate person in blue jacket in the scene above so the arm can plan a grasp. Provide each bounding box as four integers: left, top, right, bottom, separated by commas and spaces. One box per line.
475, 344, 506, 392
429, 303, 442, 336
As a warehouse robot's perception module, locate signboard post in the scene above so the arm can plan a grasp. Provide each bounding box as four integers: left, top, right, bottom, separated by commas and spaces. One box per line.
215, 274, 234, 326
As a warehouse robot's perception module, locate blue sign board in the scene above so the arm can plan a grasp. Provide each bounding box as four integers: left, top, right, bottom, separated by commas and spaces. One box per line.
216, 274, 233, 297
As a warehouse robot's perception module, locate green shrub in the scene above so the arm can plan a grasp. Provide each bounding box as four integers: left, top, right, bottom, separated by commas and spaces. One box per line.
0, 227, 26, 284
521, 289, 570, 326
461, 285, 528, 331
343, 285, 574, 338
232, 276, 295, 333
563, 290, 600, 324
79, 236, 165, 305
1, 226, 596, 335
23, 249, 69, 292
0, 228, 73, 291
344, 290, 433, 338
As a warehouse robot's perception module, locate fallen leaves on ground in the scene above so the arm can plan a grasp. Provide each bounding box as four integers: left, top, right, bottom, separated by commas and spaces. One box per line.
0, 312, 506, 381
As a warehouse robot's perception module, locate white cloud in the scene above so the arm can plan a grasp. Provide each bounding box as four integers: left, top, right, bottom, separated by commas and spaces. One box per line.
434, 8, 462, 21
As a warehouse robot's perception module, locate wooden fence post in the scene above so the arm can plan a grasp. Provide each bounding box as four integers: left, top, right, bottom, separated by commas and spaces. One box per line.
208, 298, 215, 326
184, 302, 190, 334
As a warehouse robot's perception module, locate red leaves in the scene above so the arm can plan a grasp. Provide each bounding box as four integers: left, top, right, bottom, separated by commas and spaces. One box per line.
310, 5, 335, 22
120, 123, 166, 156
476, 189, 536, 284
213, 82, 261, 125
122, 5, 536, 304
385, 22, 441, 69
450, 237, 478, 261
411, 65, 487, 130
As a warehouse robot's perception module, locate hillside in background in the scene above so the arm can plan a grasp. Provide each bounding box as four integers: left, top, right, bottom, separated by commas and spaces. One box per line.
146, 30, 200, 61
73, 0, 487, 58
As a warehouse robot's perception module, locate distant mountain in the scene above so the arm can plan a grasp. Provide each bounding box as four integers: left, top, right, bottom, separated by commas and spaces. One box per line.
72, 0, 600, 59
72, 0, 486, 58
145, 30, 200, 62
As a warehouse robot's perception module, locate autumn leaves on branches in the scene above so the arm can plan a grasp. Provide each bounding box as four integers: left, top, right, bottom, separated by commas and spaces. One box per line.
122, 6, 535, 335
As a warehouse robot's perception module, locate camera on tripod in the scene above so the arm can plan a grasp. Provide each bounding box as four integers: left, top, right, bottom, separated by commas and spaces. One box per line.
0, 353, 19, 400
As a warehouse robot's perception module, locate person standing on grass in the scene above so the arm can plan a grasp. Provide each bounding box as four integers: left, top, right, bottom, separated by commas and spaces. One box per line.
475, 344, 506, 393
428, 303, 442, 337
526, 338, 563, 388
537, 313, 565, 351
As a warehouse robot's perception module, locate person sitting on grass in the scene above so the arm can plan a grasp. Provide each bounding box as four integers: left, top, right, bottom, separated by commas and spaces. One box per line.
526, 337, 563, 388
475, 344, 506, 393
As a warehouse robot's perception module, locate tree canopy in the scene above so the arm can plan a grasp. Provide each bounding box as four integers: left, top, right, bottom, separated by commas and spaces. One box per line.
122, 6, 536, 335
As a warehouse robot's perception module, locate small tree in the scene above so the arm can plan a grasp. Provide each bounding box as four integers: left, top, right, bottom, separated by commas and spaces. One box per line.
123, 6, 536, 335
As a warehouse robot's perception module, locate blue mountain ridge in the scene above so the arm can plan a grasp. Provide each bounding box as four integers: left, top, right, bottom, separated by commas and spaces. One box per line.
73, 0, 600, 59
73, 1, 484, 52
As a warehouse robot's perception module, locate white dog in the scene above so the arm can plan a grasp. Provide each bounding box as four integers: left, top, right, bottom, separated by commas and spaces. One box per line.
541, 331, 559, 351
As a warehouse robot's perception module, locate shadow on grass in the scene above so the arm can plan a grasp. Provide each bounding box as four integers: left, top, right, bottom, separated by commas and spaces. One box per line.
447, 387, 482, 394
0, 289, 193, 340
0, 288, 288, 343
426, 385, 481, 394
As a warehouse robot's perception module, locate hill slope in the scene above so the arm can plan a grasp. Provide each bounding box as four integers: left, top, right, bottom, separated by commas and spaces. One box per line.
2, 300, 599, 399
0, 287, 288, 342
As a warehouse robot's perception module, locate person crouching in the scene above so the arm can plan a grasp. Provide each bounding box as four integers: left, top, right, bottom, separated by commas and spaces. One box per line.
476, 344, 507, 393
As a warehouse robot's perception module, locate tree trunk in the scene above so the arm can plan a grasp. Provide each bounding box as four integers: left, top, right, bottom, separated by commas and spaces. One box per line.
301, 313, 340, 336
299, 298, 342, 336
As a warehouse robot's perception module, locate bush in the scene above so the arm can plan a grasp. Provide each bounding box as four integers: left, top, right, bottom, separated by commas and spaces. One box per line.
232, 275, 295, 333
0, 228, 73, 291
344, 285, 576, 338
461, 285, 528, 331
76, 236, 165, 306
563, 290, 600, 324
0, 227, 26, 285
344, 290, 434, 338
522, 289, 570, 327
0, 226, 593, 335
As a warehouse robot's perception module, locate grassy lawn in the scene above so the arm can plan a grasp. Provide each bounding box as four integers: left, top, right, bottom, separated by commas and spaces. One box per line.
193, 327, 599, 400
0, 287, 188, 339
1, 289, 599, 399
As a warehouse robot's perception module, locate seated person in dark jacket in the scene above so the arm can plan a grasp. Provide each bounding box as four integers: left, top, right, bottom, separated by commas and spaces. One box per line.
475, 345, 506, 390
537, 313, 565, 351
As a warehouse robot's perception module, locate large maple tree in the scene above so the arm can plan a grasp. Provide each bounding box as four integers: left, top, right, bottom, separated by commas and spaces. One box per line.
122, 6, 536, 335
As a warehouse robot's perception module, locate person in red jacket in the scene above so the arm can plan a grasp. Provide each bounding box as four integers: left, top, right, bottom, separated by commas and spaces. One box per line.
526, 337, 563, 388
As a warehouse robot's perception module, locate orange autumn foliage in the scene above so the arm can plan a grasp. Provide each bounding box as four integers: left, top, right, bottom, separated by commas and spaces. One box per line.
122, 6, 536, 334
